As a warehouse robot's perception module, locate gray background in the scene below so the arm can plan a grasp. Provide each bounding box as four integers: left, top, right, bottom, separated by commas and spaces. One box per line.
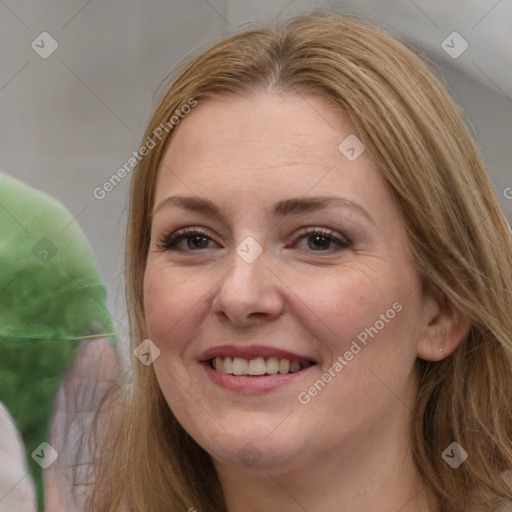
1, 0, 511, 353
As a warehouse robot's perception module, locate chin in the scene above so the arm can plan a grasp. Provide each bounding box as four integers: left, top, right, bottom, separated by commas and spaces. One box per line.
185, 415, 309, 472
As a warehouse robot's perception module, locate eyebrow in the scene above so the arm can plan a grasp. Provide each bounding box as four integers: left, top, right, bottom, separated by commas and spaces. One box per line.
152, 195, 374, 224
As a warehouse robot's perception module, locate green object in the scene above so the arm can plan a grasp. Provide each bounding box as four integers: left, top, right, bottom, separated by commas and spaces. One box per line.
0, 172, 115, 510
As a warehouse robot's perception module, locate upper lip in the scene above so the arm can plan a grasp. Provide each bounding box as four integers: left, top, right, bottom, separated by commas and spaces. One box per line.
199, 344, 318, 363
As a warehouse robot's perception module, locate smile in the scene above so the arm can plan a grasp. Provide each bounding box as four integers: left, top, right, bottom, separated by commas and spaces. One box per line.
199, 344, 318, 394
210, 356, 315, 376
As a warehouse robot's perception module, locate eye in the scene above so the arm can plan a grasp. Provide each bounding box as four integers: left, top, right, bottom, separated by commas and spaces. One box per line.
157, 227, 218, 252
157, 226, 351, 253
291, 227, 350, 252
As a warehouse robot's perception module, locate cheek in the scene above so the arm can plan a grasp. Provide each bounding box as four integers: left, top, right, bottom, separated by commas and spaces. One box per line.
298, 273, 421, 420
143, 263, 197, 347
302, 264, 422, 373
143, 265, 205, 405
300, 268, 397, 344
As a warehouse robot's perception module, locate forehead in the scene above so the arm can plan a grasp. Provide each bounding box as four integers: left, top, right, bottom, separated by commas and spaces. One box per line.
154, 92, 385, 210
163, 92, 353, 163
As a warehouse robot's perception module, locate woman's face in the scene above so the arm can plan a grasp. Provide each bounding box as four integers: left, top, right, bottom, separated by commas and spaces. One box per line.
144, 92, 434, 475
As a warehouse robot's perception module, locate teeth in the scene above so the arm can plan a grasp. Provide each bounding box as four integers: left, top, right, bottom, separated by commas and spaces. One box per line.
248, 357, 266, 375
223, 356, 232, 374
289, 361, 301, 373
232, 357, 248, 375
210, 356, 313, 376
266, 357, 279, 374
278, 358, 290, 374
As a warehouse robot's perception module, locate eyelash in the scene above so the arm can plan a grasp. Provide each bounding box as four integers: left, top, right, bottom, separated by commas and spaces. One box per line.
157, 226, 351, 253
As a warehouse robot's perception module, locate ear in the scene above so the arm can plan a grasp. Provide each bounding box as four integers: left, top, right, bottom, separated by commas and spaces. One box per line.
417, 295, 470, 361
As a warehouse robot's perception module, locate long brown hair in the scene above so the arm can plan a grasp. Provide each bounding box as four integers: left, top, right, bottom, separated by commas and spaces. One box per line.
90, 12, 512, 511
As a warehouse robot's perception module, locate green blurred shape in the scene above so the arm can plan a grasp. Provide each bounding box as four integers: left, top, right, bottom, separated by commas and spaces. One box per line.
0, 172, 115, 511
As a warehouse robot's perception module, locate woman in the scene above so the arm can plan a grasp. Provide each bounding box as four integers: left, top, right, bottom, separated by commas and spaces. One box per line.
59, 12, 512, 512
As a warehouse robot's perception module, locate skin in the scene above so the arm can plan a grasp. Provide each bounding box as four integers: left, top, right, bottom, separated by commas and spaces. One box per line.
143, 92, 467, 512
46, 337, 119, 512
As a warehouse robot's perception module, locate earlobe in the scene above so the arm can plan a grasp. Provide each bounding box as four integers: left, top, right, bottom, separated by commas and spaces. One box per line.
417, 301, 470, 361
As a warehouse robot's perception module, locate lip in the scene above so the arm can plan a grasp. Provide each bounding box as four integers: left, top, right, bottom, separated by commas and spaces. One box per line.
199, 344, 317, 363
199, 344, 318, 395
200, 362, 315, 395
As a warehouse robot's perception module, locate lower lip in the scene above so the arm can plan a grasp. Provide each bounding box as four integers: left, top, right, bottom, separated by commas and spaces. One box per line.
201, 363, 314, 395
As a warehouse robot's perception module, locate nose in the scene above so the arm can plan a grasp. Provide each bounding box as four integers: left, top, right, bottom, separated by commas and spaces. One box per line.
212, 244, 284, 327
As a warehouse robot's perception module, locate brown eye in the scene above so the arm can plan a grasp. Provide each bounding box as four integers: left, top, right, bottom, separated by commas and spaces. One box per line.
158, 227, 217, 251
292, 228, 350, 252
